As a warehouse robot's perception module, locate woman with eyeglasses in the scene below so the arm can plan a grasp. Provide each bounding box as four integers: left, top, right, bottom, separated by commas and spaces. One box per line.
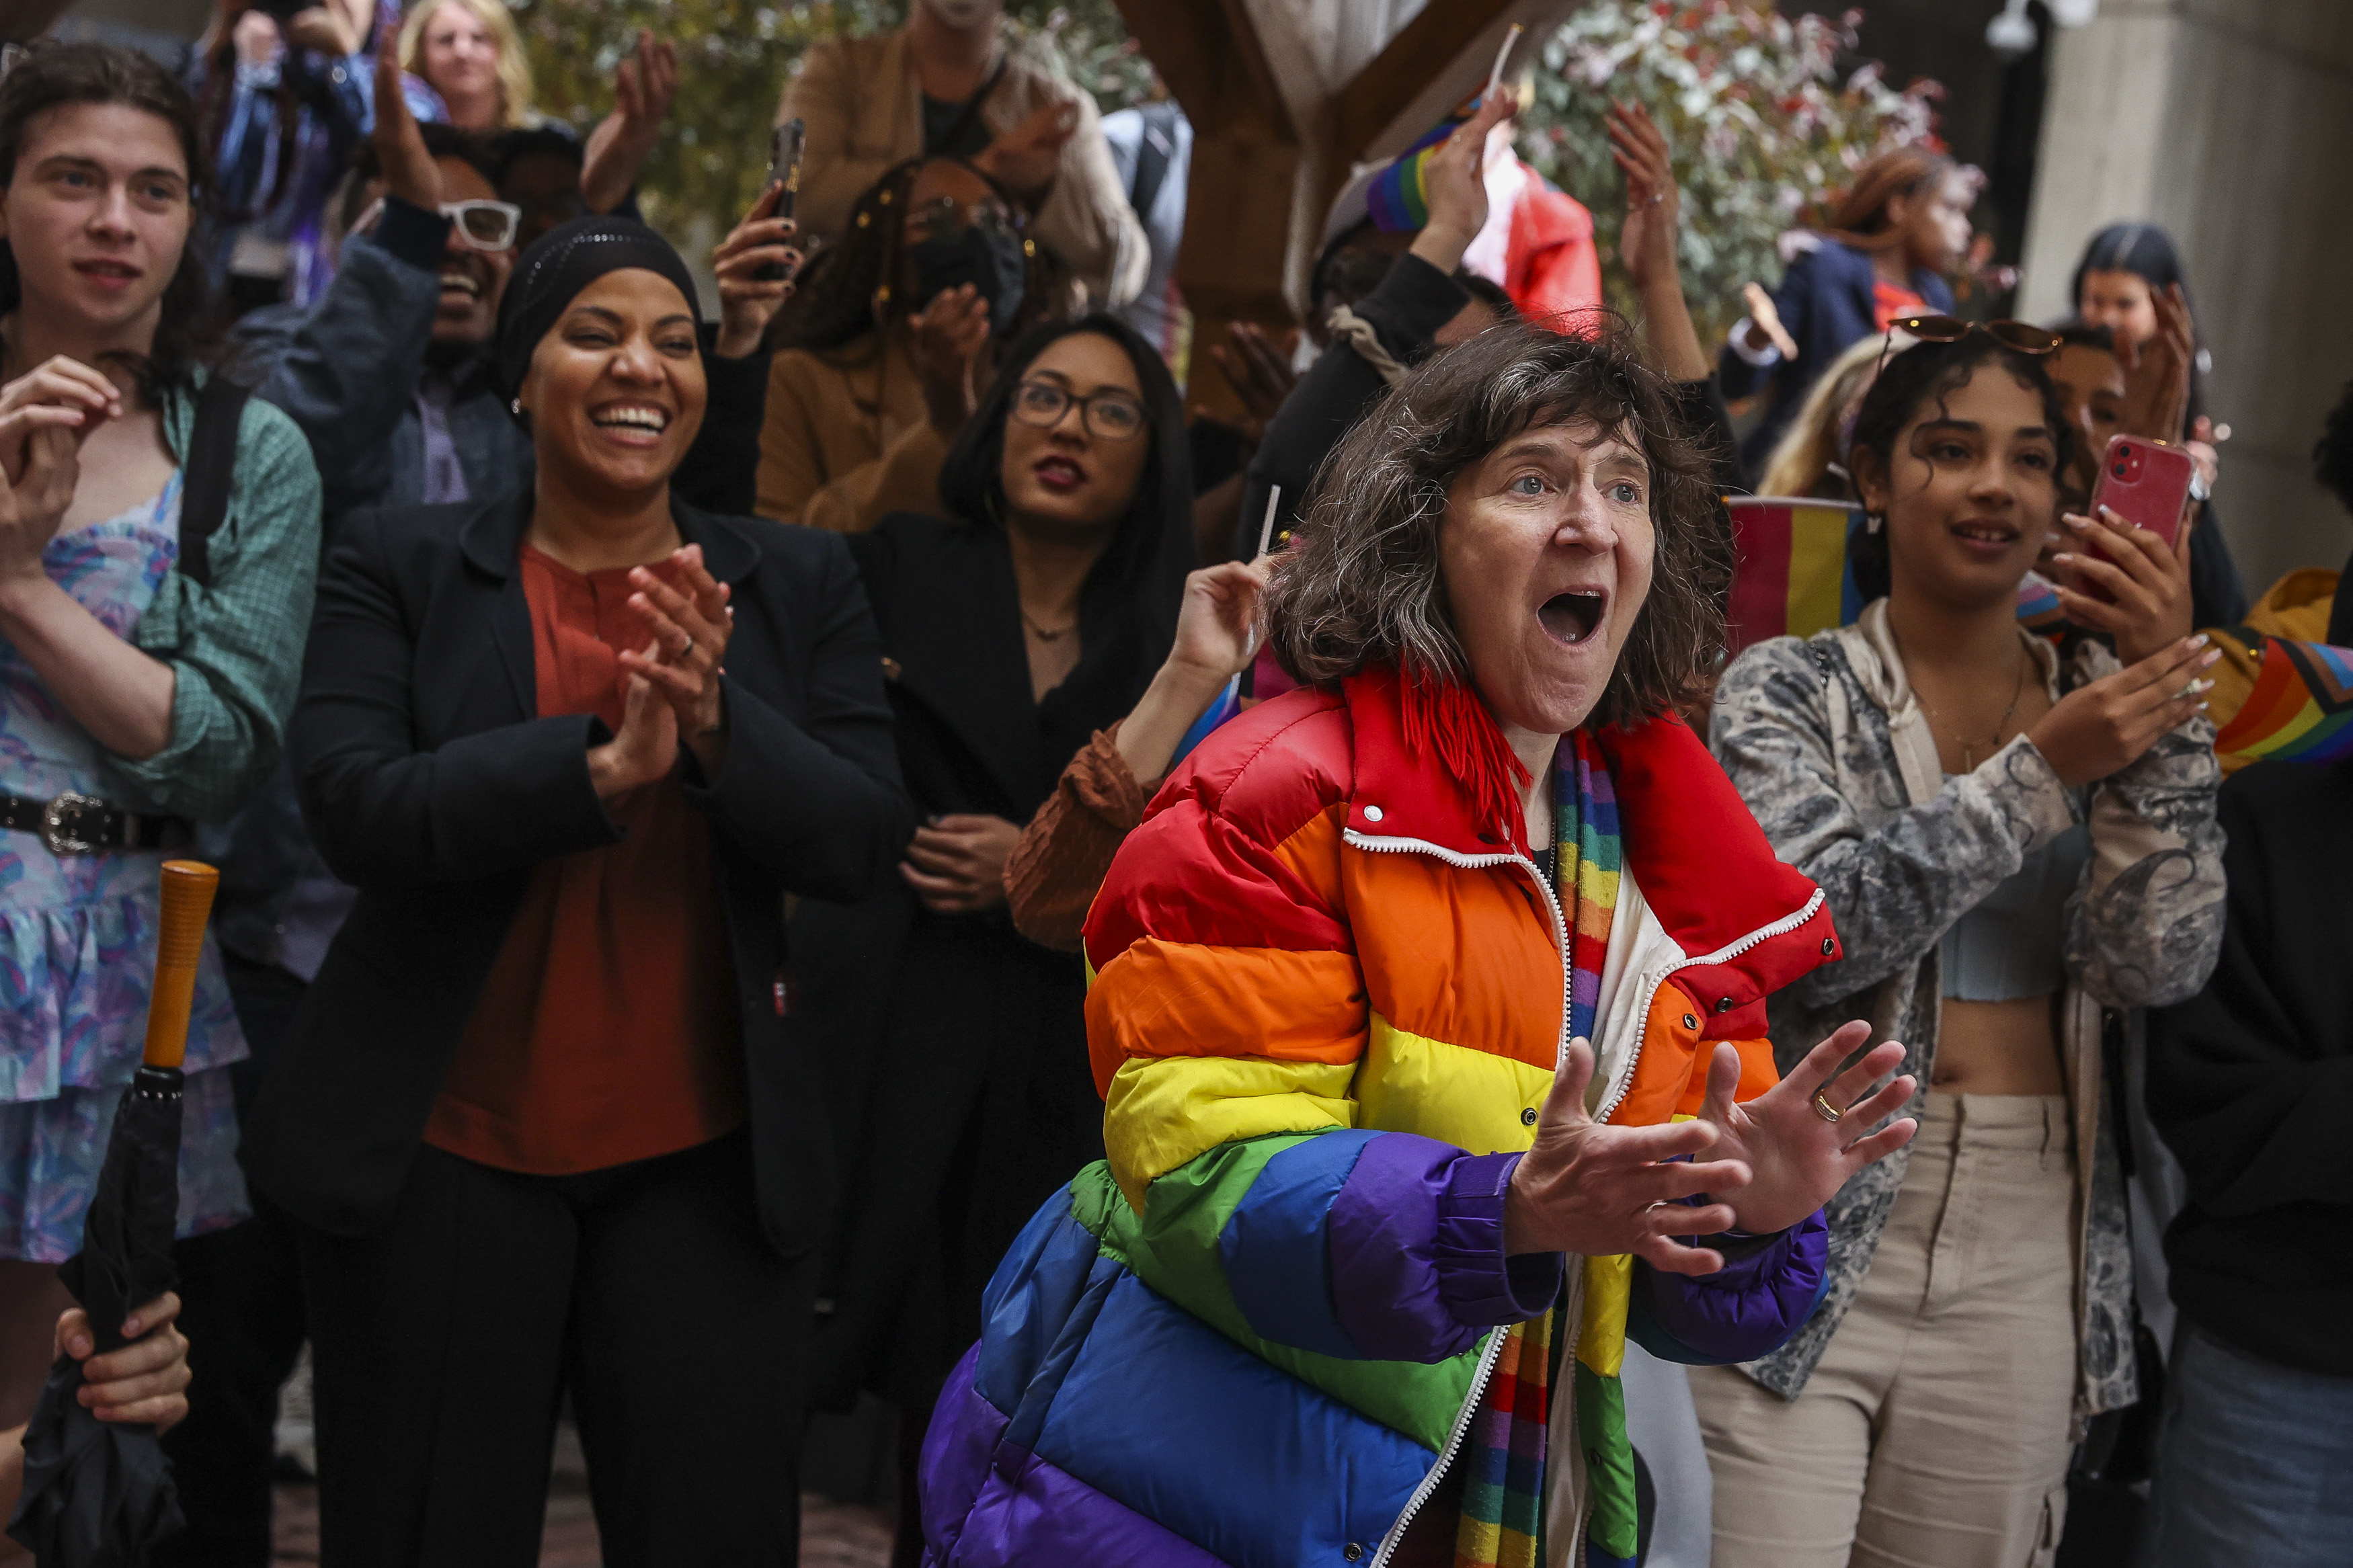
785, 311, 1191, 1535
1696, 325, 2227, 1565
755, 153, 1055, 531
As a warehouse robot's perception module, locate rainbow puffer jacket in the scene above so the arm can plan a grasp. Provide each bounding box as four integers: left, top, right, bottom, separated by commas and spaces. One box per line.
918, 669, 1843, 1568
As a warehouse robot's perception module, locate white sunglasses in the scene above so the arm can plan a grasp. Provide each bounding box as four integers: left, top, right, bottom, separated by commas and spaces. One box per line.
354, 197, 522, 253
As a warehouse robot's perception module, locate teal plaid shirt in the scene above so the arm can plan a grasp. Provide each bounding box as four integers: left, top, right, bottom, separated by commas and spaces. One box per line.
101, 370, 323, 821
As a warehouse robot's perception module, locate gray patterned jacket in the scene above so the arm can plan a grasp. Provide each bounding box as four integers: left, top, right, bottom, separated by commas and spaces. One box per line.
1709, 602, 2225, 1428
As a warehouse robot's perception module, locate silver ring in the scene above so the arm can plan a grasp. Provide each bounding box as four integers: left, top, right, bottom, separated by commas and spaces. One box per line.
681, 636, 695, 657
1811, 1090, 1843, 1124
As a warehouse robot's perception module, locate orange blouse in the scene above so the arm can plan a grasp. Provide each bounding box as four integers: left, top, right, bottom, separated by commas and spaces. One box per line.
422, 546, 745, 1175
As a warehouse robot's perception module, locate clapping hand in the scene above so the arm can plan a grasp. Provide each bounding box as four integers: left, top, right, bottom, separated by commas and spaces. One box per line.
1199, 323, 1297, 449
975, 99, 1078, 206
909, 284, 992, 438
1503, 1037, 1754, 1276
713, 180, 801, 358
582, 29, 677, 215
372, 19, 441, 213
2117, 282, 2196, 444
1608, 101, 1681, 295
1689, 1022, 1917, 1237
618, 544, 733, 756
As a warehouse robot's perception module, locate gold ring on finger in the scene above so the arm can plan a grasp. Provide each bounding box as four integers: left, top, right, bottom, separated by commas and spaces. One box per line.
1810, 1089, 1843, 1124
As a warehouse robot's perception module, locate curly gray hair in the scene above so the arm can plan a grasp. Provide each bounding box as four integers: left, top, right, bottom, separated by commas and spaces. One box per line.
1262, 319, 1732, 729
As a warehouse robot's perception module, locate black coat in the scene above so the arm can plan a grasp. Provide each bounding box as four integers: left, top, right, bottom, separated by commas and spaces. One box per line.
791, 511, 1175, 1411
239, 491, 916, 1254
2146, 756, 2353, 1375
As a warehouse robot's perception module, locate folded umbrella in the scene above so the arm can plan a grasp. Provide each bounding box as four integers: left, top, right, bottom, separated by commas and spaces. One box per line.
7, 860, 217, 1565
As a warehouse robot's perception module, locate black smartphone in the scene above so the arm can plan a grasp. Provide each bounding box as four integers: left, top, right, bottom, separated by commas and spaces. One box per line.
756, 118, 805, 282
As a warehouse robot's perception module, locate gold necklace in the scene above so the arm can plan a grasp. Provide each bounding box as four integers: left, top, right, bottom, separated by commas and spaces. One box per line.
1919, 643, 2030, 772
1019, 606, 1077, 642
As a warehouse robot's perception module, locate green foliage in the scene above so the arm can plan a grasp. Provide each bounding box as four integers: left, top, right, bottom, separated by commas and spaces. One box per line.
1518, 1, 1941, 344
511, 0, 1150, 251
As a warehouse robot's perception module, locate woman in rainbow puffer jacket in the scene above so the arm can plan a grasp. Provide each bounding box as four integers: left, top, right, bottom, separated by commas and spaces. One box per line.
917, 325, 1921, 1568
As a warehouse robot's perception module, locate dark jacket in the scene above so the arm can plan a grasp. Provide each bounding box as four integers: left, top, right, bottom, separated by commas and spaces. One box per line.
209, 196, 771, 972
1235, 251, 1467, 560
2147, 757, 2353, 1375
239, 491, 914, 1252
795, 504, 1189, 1412
230, 196, 771, 520
1716, 239, 1956, 474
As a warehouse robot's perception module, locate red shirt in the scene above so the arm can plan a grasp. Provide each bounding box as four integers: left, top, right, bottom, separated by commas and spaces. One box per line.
1872, 278, 1931, 332
423, 546, 745, 1174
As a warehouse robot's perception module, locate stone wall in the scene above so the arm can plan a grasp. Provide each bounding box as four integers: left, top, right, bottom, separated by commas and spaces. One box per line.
2017, 0, 2353, 597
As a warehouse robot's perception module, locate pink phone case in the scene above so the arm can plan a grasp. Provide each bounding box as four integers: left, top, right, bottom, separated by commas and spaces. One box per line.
2089, 434, 2193, 548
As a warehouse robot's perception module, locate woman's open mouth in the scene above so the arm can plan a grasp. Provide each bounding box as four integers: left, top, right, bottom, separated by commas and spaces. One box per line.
590, 403, 672, 445
1951, 520, 2020, 554
1034, 455, 1086, 493
1537, 589, 1607, 647
72, 259, 141, 291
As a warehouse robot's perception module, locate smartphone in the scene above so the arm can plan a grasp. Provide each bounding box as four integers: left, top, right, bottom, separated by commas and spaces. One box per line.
2082, 434, 2194, 601
756, 119, 805, 282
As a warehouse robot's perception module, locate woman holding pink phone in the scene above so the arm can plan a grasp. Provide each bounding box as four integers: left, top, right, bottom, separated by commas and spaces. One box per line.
1702, 327, 2225, 1565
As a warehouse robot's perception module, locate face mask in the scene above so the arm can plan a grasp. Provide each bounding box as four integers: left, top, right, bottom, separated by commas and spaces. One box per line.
908, 225, 1027, 336
922, 0, 996, 29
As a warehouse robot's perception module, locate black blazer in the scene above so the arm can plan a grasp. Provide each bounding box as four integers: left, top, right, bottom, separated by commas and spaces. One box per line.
239, 489, 915, 1253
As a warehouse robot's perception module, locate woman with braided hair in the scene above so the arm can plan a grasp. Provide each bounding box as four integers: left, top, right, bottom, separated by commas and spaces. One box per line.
754, 153, 1061, 531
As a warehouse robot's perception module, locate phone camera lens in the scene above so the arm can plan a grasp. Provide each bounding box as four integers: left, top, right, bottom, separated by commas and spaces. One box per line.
2113, 463, 2129, 477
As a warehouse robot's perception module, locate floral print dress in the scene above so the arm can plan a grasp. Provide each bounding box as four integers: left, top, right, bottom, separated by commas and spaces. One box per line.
0, 475, 249, 1262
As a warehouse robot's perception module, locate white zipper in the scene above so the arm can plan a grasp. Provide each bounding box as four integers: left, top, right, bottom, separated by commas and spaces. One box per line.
1594, 886, 1827, 1126
1346, 827, 1826, 1563
1347, 827, 1574, 1568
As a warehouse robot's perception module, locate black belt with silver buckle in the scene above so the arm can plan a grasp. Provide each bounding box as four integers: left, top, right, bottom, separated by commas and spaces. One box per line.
0, 792, 194, 855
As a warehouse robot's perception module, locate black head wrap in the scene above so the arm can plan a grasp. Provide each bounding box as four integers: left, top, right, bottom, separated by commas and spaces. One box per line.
495, 214, 704, 404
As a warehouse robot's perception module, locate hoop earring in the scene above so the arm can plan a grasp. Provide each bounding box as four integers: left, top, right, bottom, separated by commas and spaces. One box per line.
1866, 510, 1884, 534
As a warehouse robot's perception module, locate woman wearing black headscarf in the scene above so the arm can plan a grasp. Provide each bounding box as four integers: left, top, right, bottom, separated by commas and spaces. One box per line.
790, 311, 1193, 1472
241, 216, 914, 1564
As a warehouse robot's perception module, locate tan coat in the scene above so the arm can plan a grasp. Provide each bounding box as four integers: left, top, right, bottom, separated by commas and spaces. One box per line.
777, 26, 1147, 308
756, 333, 953, 534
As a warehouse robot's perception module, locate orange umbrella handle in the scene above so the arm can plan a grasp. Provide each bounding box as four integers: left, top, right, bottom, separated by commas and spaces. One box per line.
142, 860, 219, 1070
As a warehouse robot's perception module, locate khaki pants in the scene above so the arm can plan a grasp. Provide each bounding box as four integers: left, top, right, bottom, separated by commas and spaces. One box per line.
1691, 1094, 2078, 1568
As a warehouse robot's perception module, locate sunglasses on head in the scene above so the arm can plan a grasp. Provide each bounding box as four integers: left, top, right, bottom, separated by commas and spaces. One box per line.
1876, 315, 2063, 378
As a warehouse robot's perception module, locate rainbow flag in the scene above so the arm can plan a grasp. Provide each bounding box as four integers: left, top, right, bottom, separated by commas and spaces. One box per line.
1725, 497, 2069, 654
2210, 634, 2353, 766
1724, 497, 1866, 654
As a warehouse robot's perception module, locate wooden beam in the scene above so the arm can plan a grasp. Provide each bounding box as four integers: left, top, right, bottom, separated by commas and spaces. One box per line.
1331, 0, 1519, 166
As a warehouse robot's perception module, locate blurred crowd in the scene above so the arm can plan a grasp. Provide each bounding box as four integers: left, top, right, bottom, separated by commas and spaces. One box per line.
0, 2, 2341, 1566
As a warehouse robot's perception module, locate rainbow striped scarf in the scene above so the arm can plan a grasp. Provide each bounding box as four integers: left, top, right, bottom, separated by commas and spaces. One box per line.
1454, 733, 1621, 1568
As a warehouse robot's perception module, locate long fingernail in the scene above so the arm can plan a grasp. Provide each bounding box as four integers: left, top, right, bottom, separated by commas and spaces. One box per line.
2189, 633, 2210, 648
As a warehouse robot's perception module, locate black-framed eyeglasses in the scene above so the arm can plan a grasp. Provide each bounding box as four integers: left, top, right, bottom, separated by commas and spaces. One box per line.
1012, 379, 1146, 441
1875, 314, 2063, 378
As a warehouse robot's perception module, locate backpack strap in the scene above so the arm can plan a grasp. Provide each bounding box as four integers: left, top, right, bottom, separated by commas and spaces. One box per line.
177, 375, 251, 590
1127, 100, 1179, 222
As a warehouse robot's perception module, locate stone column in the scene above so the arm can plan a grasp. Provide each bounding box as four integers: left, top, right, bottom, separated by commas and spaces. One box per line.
2016, 0, 2353, 597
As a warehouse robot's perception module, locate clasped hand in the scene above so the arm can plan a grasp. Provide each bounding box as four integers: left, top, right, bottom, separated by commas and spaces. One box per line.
1504, 1022, 1917, 1275
587, 544, 733, 800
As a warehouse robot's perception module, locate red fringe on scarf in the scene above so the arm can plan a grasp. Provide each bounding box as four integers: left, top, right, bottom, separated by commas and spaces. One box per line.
1396, 666, 1532, 848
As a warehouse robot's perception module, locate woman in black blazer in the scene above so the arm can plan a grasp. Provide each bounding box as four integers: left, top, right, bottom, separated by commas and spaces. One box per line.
240, 218, 914, 1566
